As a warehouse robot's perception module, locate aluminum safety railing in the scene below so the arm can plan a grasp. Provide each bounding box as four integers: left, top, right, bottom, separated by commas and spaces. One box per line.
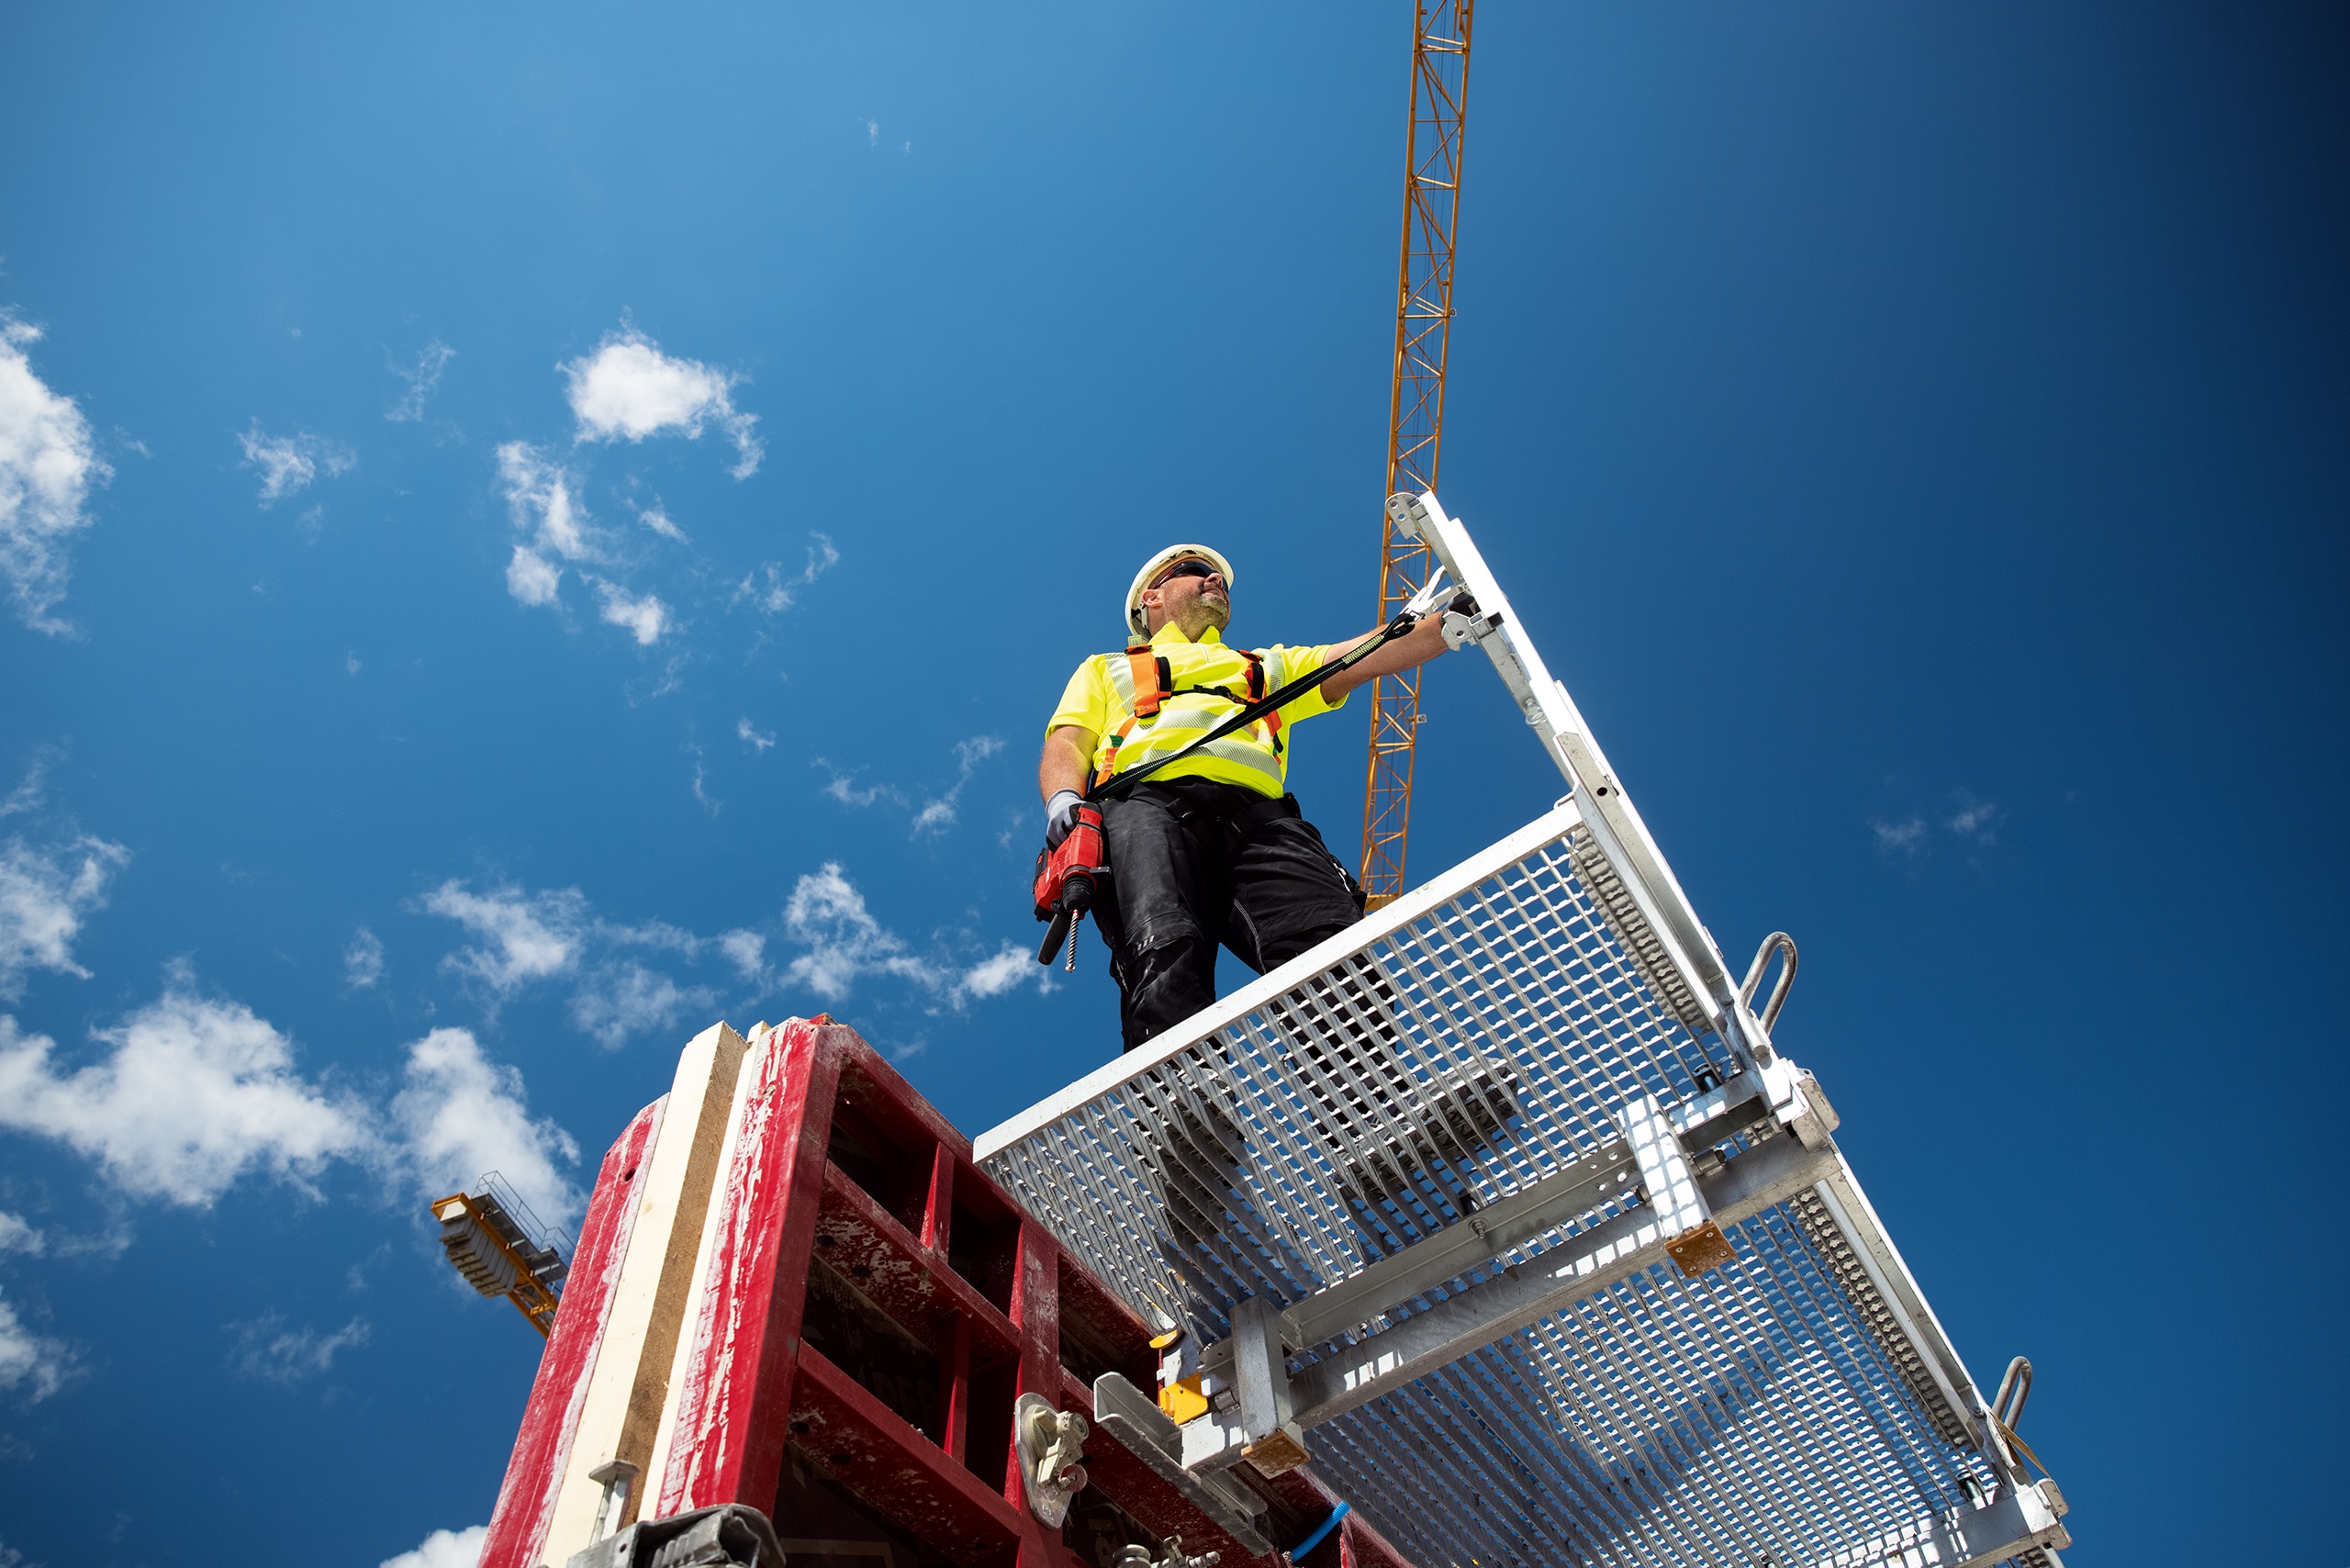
975, 495, 2070, 1568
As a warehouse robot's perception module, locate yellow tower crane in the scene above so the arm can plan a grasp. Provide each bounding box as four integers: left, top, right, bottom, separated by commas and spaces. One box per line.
1360, 0, 1475, 910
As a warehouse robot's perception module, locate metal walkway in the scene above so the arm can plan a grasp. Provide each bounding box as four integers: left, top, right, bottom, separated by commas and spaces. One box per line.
976, 495, 2070, 1568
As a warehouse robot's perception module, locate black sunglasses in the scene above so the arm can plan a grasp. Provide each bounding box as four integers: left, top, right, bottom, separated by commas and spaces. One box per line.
1154, 559, 1220, 586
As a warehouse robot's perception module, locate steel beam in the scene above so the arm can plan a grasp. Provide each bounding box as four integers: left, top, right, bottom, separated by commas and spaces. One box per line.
1089, 1372, 1271, 1554
1833, 1483, 2072, 1567
1288, 1131, 1835, 1429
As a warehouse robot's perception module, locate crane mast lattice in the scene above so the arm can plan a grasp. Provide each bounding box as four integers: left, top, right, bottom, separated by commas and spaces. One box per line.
1360, 0, 1476, 909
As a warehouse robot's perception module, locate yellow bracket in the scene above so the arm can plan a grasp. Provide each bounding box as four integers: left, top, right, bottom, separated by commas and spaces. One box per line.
1158, 1372, 1211, 1426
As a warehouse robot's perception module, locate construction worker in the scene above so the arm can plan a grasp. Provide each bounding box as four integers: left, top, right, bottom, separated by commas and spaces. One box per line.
1039, 544, 1453, 1051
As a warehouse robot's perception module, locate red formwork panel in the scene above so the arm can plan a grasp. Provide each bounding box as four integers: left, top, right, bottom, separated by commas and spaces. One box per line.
495, 1018, 1417, 1568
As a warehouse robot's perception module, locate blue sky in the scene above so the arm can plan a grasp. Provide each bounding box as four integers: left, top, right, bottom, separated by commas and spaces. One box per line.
1, 4, 2343, 1564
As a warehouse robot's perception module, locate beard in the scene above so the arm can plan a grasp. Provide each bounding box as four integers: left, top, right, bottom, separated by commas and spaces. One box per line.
1179, 591, 1231, 637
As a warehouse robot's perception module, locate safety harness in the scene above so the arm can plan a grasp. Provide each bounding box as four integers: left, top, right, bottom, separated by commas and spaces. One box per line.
1091, 646, 1284, 793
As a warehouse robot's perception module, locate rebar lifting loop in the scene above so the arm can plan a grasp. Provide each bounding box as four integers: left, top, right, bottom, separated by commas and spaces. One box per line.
1740, 932, 1798, 1032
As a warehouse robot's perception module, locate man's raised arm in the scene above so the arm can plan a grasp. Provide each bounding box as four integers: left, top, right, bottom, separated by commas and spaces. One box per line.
1315, 613, 1452, 703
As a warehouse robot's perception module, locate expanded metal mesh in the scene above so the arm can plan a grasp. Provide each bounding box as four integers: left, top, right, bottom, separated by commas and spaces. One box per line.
979, 804, 2004, 1568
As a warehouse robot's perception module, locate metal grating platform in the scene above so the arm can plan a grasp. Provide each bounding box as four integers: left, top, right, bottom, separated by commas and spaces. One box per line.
978, 495, 2067, 1568
984, 805, 2030, 1566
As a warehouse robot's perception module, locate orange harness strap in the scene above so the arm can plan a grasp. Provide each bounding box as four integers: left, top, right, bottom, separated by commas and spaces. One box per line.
1126, 648, 1165, 718
1243, 652, 1284, 753
1095, 647, 1164, 791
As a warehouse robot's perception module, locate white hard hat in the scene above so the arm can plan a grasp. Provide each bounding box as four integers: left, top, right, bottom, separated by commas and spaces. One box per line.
1125, 544, 1235, 641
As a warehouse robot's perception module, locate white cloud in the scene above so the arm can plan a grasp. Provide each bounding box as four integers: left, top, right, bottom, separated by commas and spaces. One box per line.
960, 943, 1043, 1001
0, 1214, 40, 1256
910, 735, 1002, 835
733, 534, 837, 615
505, 546, 562, 607
0, 1287, 73, 1403
0, 759, 46, 820
717, 929, 766, 981
817, 734, 1002, 837
419, 881, 735, 1051
690, 755, 718, 816
228, 1311, 369, 1384
343, 928, 385, 990
381, 1525, 487, 1568
1871, 816, 1926, 856
561, 326, 763, 478
237, 422, 355, 508
738, 718, 776, 753
386, 341, 454, 423
768, 864, 1046, 1008
495, 442, 597, 612
0, 833, 129, 999
567, 962, 712, 1054
0, 313, 111, 634
1946, 790, 2002, 845
421, 881, 586, 998
0, 982, 368, 1206
593, 578, 672, 645
388, 1027, 581, 1227
639, 503, 687, 543
815, 762, 898, 810
778, 863, 939, 1002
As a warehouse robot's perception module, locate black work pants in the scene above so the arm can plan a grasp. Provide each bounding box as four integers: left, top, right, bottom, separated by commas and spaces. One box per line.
1095, 778, 1363, 1052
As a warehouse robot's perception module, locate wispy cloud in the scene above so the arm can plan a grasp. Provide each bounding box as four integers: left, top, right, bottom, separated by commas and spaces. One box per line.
814, 761, 901, 810
0, 1214, 40, 1257
419, 879, 720, 1051
911, 735, 1002, 835
0, 1287, 73, 1403
385, 341, 454, 423
717, 929, 766, 981
561, 324, 762, 479
763, 862, 1049, 1010
1873, 786, 2009, 860
496, 442, 591, 610
689, 752, 719, 816
569, 961, 714, 1053
639, 502, 687, 543
817, 734, 1003, 836
0, 312, 111, 634
0, 808, 130, 1001
1870, 816, 1927, 856
237, 422, 355, 508
737, 719, 776, 753
342, 928, 384, 990
420, 881, 588, 1000
732, 533, 838, 615
1946, 790, 2002, 845
227, 1312, 369, 1385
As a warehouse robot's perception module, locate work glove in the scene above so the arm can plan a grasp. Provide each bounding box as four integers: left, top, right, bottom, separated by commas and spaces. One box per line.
1044, 789, 1085, 849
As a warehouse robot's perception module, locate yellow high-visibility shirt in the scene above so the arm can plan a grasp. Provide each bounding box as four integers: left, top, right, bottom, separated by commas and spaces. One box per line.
1046, 622, 1348, 799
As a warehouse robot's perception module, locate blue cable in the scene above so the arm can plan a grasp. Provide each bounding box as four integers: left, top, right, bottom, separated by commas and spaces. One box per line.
1289, 1500, 1350, 1562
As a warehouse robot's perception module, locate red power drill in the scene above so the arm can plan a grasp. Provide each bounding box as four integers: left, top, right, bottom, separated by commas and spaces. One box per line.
1034, 804, 1109, 970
